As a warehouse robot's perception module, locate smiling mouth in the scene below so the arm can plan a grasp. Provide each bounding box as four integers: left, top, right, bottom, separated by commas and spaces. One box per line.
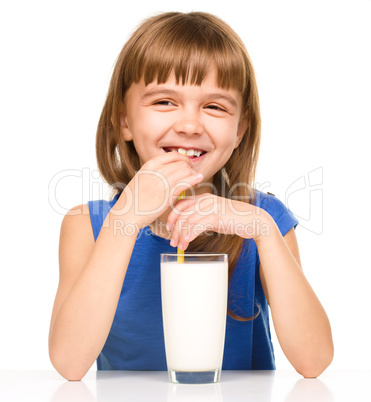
162, 147, 207, 159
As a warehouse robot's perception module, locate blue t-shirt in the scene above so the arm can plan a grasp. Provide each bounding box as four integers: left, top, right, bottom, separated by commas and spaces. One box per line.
87, 190, 299, 370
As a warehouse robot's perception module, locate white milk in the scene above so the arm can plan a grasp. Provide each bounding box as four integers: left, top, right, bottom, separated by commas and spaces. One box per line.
161, 261, 228, 372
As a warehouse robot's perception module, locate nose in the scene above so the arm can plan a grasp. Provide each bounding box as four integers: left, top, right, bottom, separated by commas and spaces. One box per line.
173, 107, 204, 136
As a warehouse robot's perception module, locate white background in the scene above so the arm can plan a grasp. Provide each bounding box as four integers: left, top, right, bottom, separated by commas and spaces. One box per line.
1, 0, 370, 373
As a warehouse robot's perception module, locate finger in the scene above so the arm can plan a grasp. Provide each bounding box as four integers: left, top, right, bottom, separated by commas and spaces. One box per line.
180, 220, 201, 246
169, 215, 186, 249
167, 198, 196, 231
170, 173, 204, 199
172, 212, 202, 249
167, 192, 209, 231
157, 149, 194, 165
183, 215, 217, 246
167, 161, 201, 182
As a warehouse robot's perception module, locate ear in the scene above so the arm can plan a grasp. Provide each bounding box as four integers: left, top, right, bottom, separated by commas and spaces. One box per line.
234, 114, 249, 149
119, 105, 133, 141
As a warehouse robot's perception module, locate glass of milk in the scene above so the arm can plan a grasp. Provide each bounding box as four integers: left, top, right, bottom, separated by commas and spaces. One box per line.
160, 253, 228, 384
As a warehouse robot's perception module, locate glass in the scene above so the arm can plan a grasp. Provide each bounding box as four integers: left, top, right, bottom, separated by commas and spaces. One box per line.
160, 253, 228, 384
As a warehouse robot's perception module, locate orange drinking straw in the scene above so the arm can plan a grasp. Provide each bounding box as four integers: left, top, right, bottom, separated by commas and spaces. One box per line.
177, 150, 187, 263
177, 189, 185, 263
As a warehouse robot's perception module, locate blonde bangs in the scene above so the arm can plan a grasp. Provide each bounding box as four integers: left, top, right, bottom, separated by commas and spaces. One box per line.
124, 12, 249, 96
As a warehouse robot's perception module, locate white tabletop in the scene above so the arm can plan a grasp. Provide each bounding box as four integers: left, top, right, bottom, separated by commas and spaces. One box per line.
0, 370, 369, 401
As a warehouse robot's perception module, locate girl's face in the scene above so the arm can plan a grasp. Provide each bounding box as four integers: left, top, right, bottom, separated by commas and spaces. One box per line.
120, 69, 247, 185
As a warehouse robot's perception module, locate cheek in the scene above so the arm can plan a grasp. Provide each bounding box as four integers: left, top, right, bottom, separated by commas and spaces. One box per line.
132, 111, 171, 139
211, 120, 239, 147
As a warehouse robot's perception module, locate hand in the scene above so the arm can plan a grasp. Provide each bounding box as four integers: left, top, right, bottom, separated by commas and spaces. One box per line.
166, 193, 268, 250
120, 152, 203, 227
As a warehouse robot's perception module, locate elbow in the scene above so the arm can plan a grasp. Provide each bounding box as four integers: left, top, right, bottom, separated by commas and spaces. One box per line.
59, 370, 86, 382
296, 346, 334, 379
51, 360, 88, 382
297, 364, 328, 379
49, 348, 89, 381
48, 330, 96, 381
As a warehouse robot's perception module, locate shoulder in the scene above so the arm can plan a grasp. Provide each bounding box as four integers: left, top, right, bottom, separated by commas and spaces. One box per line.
254, 189, 290, 220
60, 193, 120, 241
58, 204, 96, 280
62, 203, 91, 225
60, 204, 95, 246
253, 189, 299, 237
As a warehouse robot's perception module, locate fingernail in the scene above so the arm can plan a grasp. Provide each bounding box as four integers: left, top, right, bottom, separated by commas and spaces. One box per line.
170, 239, 176, 247
178, 243, 184, 250
166, 223, 171, 231
185, 234, 191, 242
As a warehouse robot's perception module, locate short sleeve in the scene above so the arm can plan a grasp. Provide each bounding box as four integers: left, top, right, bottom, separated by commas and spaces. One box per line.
87, 193, 121, 241
255, 191, 299, 237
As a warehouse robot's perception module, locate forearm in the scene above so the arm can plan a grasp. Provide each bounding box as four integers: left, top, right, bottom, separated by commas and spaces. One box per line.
49, 201, 140, 380
254, 212, 334, 378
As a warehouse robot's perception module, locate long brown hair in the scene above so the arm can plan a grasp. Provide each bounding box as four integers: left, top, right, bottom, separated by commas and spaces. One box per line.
96, 12, 261, 321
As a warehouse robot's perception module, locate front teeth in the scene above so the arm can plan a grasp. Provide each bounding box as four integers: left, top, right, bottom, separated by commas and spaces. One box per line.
178, 148, 202, 157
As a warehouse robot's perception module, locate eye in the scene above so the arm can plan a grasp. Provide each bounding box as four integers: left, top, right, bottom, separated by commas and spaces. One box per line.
154, 100, 175, 106
205, 104, 227, 112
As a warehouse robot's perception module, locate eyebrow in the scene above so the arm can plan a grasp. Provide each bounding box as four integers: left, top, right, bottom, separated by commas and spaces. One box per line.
142, 88, 238, 109
207, 93, 238, 109
142, 89, 178, 99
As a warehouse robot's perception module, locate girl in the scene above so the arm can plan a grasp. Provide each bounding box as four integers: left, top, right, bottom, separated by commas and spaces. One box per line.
49, 11, 334, 381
